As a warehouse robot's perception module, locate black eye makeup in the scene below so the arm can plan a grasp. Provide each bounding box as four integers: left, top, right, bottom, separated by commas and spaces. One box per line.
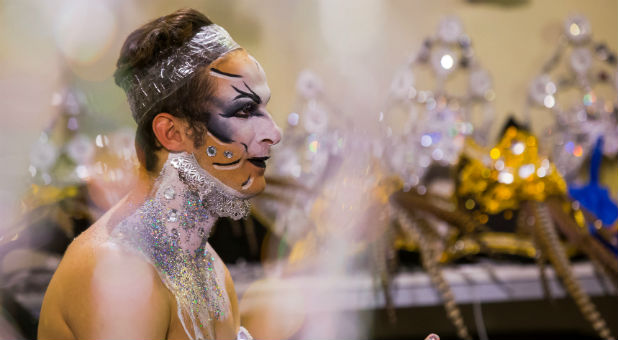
217, 81, 267, 119
240, 102, 259, 115
232, 81, 262, 104
219, 100, 264, 119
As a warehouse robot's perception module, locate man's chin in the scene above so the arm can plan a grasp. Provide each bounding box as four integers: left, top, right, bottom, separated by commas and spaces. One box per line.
238, 176, 266, 198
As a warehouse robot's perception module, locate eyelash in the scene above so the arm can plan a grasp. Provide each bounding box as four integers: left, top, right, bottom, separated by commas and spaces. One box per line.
235, 103, 261, 118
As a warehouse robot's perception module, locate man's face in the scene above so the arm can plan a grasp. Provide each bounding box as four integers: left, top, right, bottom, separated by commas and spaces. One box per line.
193, 49, 281, 197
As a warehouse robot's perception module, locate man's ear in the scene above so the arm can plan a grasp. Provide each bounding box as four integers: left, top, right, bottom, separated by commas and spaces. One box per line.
152, 113, 189, 152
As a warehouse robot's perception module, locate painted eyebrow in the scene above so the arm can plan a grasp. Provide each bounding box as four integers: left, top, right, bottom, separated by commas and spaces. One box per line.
232, 82, 262, 104
210, 68, 243, 78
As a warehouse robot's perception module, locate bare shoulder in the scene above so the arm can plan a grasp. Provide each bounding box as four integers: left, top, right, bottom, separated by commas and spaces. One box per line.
39, 220, 171, 339
39, 223, 100, 339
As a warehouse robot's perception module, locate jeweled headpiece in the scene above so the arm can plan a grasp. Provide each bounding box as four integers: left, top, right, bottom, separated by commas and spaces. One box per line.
119, 24, 240, 124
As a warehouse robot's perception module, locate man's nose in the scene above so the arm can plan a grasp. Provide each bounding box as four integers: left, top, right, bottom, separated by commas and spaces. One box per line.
259, 115, 282, 146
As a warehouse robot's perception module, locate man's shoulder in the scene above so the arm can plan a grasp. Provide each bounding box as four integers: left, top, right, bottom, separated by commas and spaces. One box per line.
58, 224, 165, 299
45, 222, 171, 338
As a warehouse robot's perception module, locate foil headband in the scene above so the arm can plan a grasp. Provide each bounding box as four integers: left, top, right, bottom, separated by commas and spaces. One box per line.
121, 24, 241, 123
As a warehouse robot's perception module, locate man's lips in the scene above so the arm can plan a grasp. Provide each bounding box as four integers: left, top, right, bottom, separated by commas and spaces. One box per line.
247, 156, 269, 168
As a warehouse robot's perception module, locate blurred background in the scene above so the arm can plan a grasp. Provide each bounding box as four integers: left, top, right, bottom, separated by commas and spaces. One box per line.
0, 0, 617, 339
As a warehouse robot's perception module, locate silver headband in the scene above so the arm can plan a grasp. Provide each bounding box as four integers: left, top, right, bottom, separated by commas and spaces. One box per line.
120, 24, 240, 123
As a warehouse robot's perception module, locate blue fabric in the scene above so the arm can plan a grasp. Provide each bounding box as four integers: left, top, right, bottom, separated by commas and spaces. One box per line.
568, 137, 618, 226
568, 137, 617, 255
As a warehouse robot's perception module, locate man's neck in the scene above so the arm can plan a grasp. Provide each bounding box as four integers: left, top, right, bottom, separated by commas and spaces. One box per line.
115, 152, 251, 251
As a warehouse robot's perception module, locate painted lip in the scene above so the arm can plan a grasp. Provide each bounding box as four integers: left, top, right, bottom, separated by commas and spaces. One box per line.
247, 156, 269, 168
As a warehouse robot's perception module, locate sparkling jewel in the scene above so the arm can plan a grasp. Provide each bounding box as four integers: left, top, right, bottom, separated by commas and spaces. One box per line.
511, 142, 525, 155
458, 128, 567, 214
431, 47, 457, 76
544, 95, 556, 109
518, 163, 535, 179
164, 187, 175, 200
206, 145, 217, 157
168, 209, 178, 222
529, 74, 556, 105
224, 150, 233, 159
498, 171, 514, 184
565, 15, 591, 44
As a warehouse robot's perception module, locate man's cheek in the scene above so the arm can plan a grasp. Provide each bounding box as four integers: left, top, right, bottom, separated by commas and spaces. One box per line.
207, 116, 235, 143
229, 125, 257, 146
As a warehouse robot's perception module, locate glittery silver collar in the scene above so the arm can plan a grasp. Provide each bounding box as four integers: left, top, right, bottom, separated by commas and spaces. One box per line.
109, 152, 250, 339
168, 152, 251, 220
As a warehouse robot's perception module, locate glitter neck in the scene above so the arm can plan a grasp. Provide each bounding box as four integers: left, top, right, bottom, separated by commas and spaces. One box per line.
168, 152, 251, 219
109, 152, 251, 339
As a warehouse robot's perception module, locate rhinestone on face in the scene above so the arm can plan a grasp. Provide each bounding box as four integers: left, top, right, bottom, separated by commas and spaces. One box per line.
164, 187, 176, 200
224, 150, 233, 159
206, 146, 217, 157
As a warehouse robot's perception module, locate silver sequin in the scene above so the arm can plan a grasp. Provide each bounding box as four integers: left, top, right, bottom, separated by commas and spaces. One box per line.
167, 208, 178, 222
164, 186, 176, 200
207, 146, 217, 157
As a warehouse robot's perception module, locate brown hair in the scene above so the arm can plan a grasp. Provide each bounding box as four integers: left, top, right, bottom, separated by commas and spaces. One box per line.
114, 8, 214, 172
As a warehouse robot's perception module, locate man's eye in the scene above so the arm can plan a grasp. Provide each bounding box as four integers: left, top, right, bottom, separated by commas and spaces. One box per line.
242, 103, 257, 114
235, 103, 259, 118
